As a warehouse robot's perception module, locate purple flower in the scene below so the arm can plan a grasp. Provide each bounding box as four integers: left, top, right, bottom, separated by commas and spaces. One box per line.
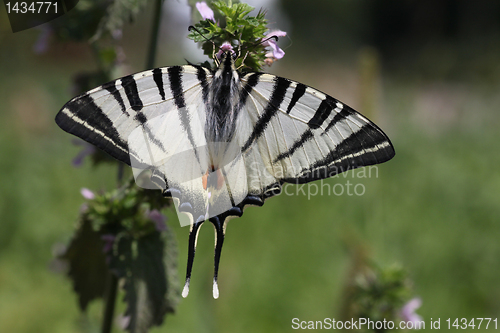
80, 188, 95, 200
147, 209, 167, 232
263, 30, 286, 60
216, 41, 235, 59
400, 297, 424, 329
72, 139, 96, 167
196, 2, 215, 21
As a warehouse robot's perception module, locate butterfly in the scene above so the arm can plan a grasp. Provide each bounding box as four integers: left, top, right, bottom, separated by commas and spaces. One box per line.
56, 49, 395, 299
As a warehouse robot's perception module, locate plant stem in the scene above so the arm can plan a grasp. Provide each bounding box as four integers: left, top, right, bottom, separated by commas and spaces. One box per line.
101, 272, 119, 333
100, 3, 164, 332
146, 0, 164, 69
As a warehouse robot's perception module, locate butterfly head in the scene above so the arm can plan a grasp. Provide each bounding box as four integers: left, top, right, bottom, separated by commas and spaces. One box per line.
216, 41, 236, 58
220, 50, 236, 66
214, 47, 239, 80
215, 42, 238, 68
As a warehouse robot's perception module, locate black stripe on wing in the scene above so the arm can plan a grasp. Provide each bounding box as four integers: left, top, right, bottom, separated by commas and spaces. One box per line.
288, 125, 395, 184
152, 68, 166, 100
321, 103, 351, 134
168, 66, 186, 109
121, 75, 143, 111
102, 81, 130, 117
241, 76, 291, 151
133, 111, 168, 154
307, 95, 337, 129
168, 66, 201, 162
273, 129, 314, 164
235, 73, 261, 118
195, 65, 210, 104
286, 83, 306, 114
55, 93, 132, 165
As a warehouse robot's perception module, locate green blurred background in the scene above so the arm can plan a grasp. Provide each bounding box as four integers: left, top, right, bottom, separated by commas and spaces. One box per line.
1, 0, 500, 332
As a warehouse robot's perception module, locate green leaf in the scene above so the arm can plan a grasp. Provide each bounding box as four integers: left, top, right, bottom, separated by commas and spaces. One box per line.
187, 0, 275, 72
60, 217, 108, 311
109, 228, 179, 333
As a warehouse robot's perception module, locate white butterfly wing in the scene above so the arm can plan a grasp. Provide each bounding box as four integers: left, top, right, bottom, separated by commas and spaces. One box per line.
55, 64, 395, 299
234, 72, 395, 204
56, 65, 217, 223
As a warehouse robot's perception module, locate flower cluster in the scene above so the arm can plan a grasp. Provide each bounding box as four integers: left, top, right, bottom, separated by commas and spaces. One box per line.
79, 180, 168, 235
189, 1, 286, 72
345, 262, 423, 331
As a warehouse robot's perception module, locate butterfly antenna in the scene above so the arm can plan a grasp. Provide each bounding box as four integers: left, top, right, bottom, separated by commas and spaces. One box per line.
209, 216, 226, 299
236, 35, 278, 69
240, 35, 279, 54
188, 25, 213, 43
188, 26, 218, 62
236, 32, 243, 59
237, 51, 249, 70
235, 32, 250, 70
182, 220, 205, 298
261, 35, 279, 44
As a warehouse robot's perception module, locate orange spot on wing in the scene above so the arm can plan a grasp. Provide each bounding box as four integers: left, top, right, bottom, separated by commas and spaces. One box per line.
202, 166, 225, 190
202, 170, 209, 190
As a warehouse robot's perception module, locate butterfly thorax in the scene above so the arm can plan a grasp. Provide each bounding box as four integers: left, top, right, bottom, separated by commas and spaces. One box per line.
205, 51, 241, 164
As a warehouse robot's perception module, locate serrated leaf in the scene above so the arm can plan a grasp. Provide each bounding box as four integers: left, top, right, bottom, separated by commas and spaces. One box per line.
109, 229, 178, 333
246, 18, 261, 26
60, 217, 107, 311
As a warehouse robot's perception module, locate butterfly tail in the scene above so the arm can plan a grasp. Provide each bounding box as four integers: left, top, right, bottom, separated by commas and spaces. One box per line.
210, 216, 225, 299
182, 220, 204, 298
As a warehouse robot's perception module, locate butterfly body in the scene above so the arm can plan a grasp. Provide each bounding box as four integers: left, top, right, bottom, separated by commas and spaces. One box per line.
206, 52, 240, 163
56, 50, 395, 299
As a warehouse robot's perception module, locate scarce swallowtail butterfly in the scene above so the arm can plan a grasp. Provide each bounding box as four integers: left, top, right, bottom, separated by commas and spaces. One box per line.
56, 48, 395, 299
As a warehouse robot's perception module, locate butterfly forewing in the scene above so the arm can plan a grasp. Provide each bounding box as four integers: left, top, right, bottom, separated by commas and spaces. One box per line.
56, 65, 211, 166
237, 73, 394, 185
